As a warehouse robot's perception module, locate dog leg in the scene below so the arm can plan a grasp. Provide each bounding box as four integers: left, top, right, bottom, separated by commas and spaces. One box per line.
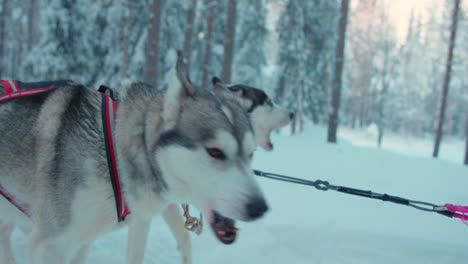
28, 241, 66, 264
28, 231, 67, 264
70, 244, 90, 264
0, 221, 17, 264
163, 204, 192, 264
126, 219, 151, 264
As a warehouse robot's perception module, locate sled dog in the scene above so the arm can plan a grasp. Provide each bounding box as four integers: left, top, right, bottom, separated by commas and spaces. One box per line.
0, 51, 268, 264
159, 76, 294, 263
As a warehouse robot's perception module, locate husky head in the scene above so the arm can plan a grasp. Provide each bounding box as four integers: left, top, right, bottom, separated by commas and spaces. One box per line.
212, 77, 294, 151
153, 52, 268, 242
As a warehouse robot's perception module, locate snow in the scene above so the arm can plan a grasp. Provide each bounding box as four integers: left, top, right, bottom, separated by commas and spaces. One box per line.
340, 126, 466, 165
11, 125, 468, 263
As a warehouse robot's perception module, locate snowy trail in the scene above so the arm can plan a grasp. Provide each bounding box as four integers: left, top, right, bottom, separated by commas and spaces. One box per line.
11, 125, 468, 263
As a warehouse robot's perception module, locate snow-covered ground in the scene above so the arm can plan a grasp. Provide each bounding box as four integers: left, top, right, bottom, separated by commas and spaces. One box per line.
339, 126, 466, 165
12, 125, 468, 263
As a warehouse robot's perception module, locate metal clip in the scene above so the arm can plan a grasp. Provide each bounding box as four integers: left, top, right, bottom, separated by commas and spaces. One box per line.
181, 204, 203, 235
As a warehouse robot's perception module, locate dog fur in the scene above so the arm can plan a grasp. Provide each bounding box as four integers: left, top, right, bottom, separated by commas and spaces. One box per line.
158, 76, 294, 263
0, 52, 268, 264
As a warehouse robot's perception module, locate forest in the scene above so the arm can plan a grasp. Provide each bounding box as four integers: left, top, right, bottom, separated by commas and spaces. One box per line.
0, 0, 466, 164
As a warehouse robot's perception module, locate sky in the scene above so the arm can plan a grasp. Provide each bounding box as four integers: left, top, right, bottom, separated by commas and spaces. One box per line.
383, 0, 443, 42
265, 0, 444, 64
267, 0, 447, 47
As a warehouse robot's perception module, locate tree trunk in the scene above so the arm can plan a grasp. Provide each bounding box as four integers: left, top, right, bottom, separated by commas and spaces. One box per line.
297, 82, 304, 133
464, 116, 468, 165
358, 73, 370, 128
27, 0, 40, 50
13, 19, 25, 78
222, 0, 237, 83
433, 0, 460, 158
291, 115, 296, 135
378, 37, 392, 148
0, 0, 11, 77
143, 0, 164, 88
327, 0, 350, 143
120, 0, 132, 81
377, 81, 388, 148
183, 0, 197, 70
201, 0, 215, 88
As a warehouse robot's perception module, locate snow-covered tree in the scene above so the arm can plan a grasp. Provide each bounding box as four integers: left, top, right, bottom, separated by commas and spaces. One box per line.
22, 0, 123, 86
158, 0, 187, 86
303, 0, 339, 124
189, 0, 226, 86
275, 0, 307, 133
327, 0, 349, 143
232, 0, 268, 87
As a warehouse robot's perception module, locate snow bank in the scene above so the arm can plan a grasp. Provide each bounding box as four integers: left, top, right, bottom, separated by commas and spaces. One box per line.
12, 125, 468, 263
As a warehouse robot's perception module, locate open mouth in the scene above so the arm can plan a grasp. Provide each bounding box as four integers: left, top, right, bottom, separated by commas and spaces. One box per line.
266, 128, 274, 150
210, 211, 239, 244
259, 128, 274, 151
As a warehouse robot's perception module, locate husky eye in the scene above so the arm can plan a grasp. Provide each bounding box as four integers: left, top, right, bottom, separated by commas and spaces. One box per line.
206, 148, 226, 160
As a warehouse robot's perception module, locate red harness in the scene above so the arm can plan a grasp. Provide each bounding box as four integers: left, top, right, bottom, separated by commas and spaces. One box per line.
0, 80, 130, 222
0, 80, 56, 103
98, 85, 130, 221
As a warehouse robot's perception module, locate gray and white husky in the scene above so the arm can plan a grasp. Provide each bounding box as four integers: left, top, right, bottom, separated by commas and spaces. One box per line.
212, 76, 294, 151
0, 52, 268, 264
159, 76, 294, 263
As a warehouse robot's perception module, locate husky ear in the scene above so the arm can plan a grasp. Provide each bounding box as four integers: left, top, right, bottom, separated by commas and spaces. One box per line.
212, 76, 222, 86
175, 50, 196, 96
162, 50, 196, 129
212, 76, 228, 92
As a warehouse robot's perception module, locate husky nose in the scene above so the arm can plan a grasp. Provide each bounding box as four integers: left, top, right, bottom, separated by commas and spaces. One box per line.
247, 198, 268, 219
289, 112, 295, 120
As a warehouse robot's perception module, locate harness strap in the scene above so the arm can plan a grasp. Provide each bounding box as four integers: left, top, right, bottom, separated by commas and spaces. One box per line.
0, 80, 56, 103
0, 80, 13, 93
0, 183, 31, 217
0, 81, 131, 221
100, 85, 130, 222
0, 80, 37, 217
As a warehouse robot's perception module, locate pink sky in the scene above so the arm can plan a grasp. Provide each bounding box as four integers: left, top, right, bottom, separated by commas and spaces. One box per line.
384, 0, 442, 42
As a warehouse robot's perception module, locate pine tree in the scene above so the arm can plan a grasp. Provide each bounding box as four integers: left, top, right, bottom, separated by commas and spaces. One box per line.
182, 0, 198, 70
190, 0, 227, 86
275, 0, 307, 133
433, 0, 461, 158
158, 0, 187, 85
302, 0, 339, 124
144, 0, 164, 88
24, 0, 91, 83
120, 0, 131, 81
0, 0, 11, 77
221, 0, 237, 83
374, 9, 398, 147
201, 0, 217, 88
211, 0, 228, 83
22, 0, 123, 86
122, 0, 151, 82
27, 0, 41, 50
465, 117, 468, 165
233, 0, 267, 87
327, 0, 350, 143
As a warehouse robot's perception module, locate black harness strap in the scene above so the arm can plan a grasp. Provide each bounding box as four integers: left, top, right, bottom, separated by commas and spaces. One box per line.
99, 85, 130, 222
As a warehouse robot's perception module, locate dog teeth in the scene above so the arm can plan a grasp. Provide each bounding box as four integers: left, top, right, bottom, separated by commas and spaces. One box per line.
217, 230, 226, 236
